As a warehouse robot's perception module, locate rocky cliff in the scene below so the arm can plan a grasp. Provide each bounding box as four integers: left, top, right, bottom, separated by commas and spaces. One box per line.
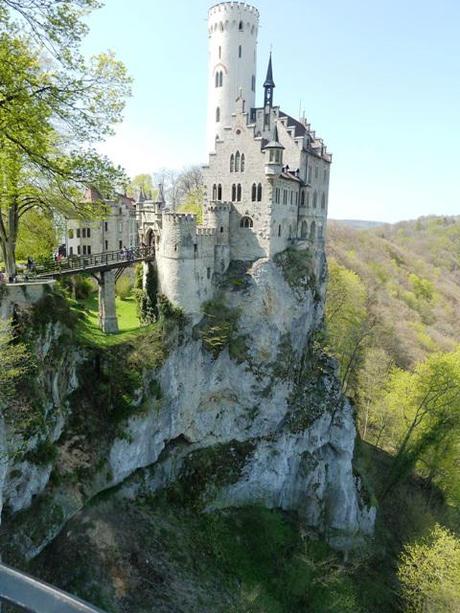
0, 248, 375, 606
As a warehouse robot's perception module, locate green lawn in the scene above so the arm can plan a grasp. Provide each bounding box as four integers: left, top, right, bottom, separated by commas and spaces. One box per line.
71, 292, 153, 348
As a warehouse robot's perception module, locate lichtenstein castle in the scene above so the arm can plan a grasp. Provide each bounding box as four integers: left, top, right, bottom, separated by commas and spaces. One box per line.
138, 1, 332, 319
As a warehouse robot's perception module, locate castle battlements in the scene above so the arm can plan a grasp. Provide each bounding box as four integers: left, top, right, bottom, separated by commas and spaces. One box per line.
196, 227, 216, 236
162, 213, 196, 225
208, 2, 259, 19
207, 202, 231, 213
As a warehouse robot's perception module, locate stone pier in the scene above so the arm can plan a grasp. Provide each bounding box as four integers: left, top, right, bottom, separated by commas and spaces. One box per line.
97, 270, 118, 334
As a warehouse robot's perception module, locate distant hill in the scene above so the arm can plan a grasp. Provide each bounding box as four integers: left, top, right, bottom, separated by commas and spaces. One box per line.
330, 219, 385, 230
326, 215, 460, 368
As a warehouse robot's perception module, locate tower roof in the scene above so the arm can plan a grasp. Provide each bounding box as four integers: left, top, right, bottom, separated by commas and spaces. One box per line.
263, 53, 275, 89
264, 124, 285, 150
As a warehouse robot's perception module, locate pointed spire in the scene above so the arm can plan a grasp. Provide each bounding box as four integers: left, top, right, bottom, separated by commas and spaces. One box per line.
138, 186, 146, 203
264, 52, 275, 89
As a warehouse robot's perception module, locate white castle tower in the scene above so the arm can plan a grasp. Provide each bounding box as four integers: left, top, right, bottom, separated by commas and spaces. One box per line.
207, 2, 259, 153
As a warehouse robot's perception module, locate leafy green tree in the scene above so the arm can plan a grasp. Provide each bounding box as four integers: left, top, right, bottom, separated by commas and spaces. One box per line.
0, 3, 131, 274
398, 524, 460, 612
127, 174, 156, 200
15, 209, 57, 263
325, 258, 372, 395
177, 187, 204, 224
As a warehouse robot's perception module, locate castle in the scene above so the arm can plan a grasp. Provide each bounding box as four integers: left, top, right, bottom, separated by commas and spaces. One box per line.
137, 1, 331, 319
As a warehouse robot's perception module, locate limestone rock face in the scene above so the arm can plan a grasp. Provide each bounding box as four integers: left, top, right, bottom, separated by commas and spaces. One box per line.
0, 250, 375, 560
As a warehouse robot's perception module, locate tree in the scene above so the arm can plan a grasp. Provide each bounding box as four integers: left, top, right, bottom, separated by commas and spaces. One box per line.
0, 4, 131, 274
15, 208, 57, 263
382, 350, 460, 495
325, 258, 372, 396
127, 174, 156, 200
398, 525, 460, 612
153, 166, 203, 210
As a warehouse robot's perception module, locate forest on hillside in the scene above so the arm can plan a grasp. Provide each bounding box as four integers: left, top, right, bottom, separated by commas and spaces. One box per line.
325, 216, 460, 610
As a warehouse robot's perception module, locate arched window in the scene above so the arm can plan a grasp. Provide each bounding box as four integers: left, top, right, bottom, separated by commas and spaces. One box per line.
321, 193, 326, 210
241, 154, 245, 172
217, 184, 222, 201
257, 183, 262, 202
313, 191, 317, 208
240, 216, 253, 228
235, 151, 240, 172
232, 184, 236, 201
239, 20, 243, 31
212, 184, 217, 200
301, 220, 308, 239
251, 183, 257, 202
230, 154, 235, 172
237, 184, 242, 201
310, 221, 316, 241
216, 107, 220, 123
301, 191, 305, 206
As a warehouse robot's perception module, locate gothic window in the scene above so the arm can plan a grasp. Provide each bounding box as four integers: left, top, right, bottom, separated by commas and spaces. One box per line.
240, 216, 253, 228
217, 184, 222, 201
239, 45, 242, 58
321, 193, 326, 210
212, 184, 217, 200
241, 154, 245, 172
235, 151, 240, 172
313, 191, 318, 208
237, 183, 242, 202
232, 184, 236, 201
301, 191, 305, 206
216, 107, 220, 123
239, 20, 243, 31
251, 183, 257, 202
230, 154, 235, 172
257, 183, 262, 202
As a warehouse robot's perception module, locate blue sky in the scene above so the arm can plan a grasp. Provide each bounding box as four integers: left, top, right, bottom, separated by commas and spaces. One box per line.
83, 0, 460, 222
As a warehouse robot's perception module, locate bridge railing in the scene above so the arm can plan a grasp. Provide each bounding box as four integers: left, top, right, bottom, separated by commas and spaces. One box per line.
0, 562, 106, 612
36, 246, 155, 276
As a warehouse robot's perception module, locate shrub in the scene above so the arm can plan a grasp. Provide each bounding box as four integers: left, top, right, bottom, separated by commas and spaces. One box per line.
116, 275, 133, 300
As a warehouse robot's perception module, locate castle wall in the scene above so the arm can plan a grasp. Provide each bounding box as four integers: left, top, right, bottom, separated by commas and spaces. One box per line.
156, 214, 217, 319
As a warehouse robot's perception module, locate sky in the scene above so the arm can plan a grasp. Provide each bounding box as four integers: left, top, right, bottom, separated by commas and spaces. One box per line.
82, 0, 460, 223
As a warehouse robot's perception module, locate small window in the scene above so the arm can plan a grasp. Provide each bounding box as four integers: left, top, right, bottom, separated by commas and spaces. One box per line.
207, 267, 211, 279
257, 183, 262, 202
239, 45, 242, 58
77, 245, 81, 255
119, 240, 123, 249
230, 154, 235, 172
69, 246, 73, 256
212, 184, 217, 200
232, 184, 236, 202
216, 106, 220, 123
278, 224, 281, 237
251, 183, 257, 202
87, 245, 92, 255
219, 71, 223, 87
241, 154, 245, 172
217, 184, 222, 201
76, 228, 81, 238
87, 228, 91, 238
235, 151, 240, 172
237, 184, 242, 202
220, 226, 224, 233
215, 72, 219, 88
283, 190, 287, 205
194, 244, 198, 254
104, 221, 108, 232
105, 240, 108, 250
251, 75, 255, 92
240, 216, 253, 228
301, 191, 305, 206
239, 20, 243, 31
82, 228, 86, 238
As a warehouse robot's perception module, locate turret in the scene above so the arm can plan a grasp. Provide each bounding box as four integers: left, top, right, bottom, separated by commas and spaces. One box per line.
263, 53, 275, 129
264, 124, 284, 176
207, 2, 260, 153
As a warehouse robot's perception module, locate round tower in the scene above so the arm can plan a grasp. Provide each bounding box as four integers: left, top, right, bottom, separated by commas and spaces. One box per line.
207, 2, 260, 153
